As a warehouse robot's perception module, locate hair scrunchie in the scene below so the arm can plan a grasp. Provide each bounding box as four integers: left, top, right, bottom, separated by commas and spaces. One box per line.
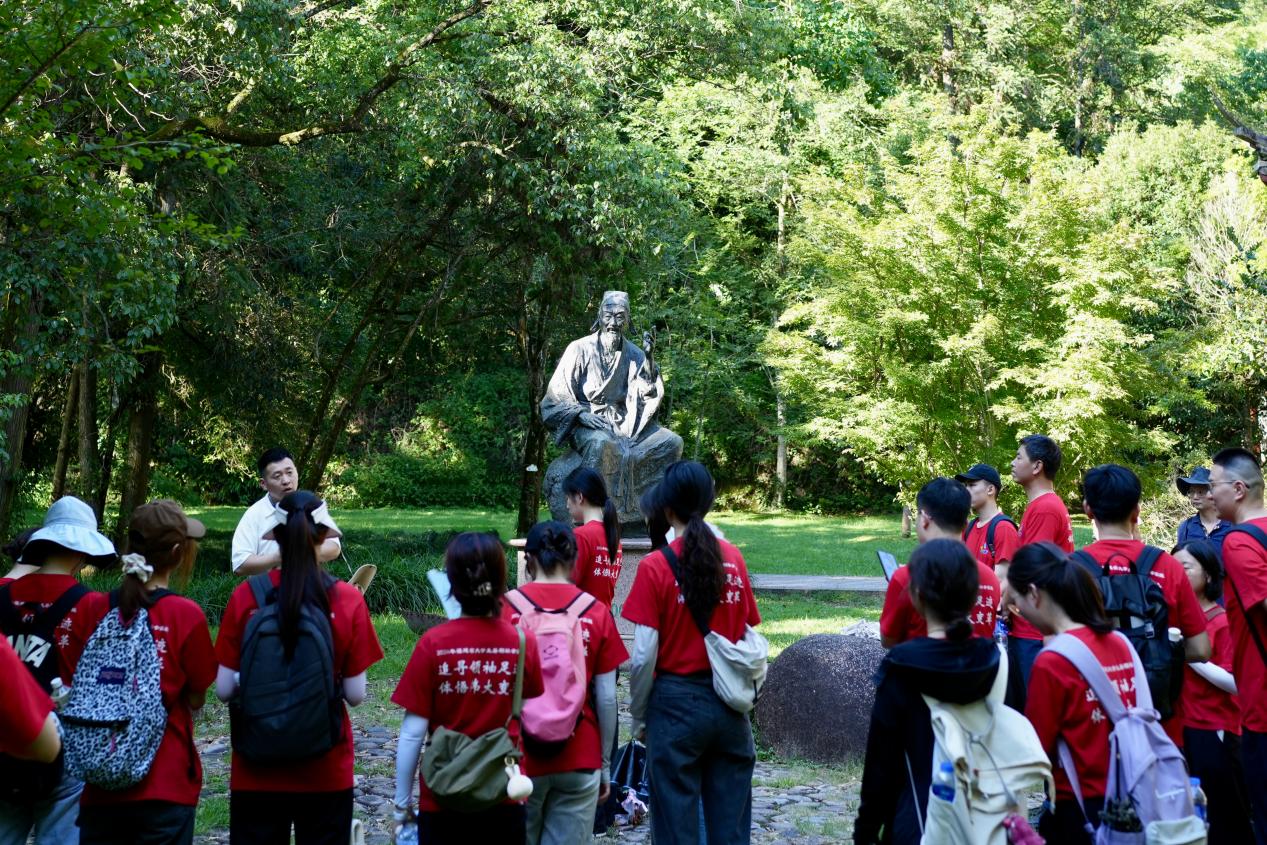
121, 553, 154, 581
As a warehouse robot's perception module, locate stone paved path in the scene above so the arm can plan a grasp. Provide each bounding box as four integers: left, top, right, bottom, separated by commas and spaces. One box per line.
193, 724, 859, 844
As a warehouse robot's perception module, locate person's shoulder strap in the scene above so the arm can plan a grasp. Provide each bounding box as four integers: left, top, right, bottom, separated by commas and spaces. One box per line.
963, 518, 979, 542
660, 544, 683, 583
1230, 523, 1267, 551
247, 573, 274, 610
42, 582, 90, 626
510, 625, 526, 723
1070, 549, 1101, 576
659, 545, 710, 637
504, 588, 533, 615
1223, 525, 1267, 669
0, 583, 16, 629
567, 594, 598, 629
1135, 545, 1164, 578
984, 514, 1017, 556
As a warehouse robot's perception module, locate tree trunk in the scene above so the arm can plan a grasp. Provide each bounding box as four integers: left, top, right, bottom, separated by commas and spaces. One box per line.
114, 353, 162, 549
52, 375, 78, 500
774, 388, 787, 510
96, 391, 121, 519
0, 391, 32, 538
902, 505, 913, 538
77, 362, 101, 516
1071, 0, 1087, 157
0, 301, 40, 537
516, 366, 547, 538
514, 262, 558, 538
304, 288, 407, 490
941, 23, 958, 111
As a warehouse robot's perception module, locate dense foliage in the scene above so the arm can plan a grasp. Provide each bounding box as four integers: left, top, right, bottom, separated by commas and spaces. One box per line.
4, 0, 1267, 534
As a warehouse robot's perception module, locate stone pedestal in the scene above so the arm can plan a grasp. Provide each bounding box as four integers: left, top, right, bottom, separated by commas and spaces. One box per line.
510, 536, 653, 643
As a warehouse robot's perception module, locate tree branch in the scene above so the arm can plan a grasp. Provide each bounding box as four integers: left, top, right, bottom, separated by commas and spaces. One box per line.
0, 22, 94, 118
151, 0, 493, 147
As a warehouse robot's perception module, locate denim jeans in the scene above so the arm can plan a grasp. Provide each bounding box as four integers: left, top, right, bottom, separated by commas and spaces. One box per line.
79, 800, 196, 845
526, 769, 601, 845
0, 771, 83, 845
645, 674, 755, 845
1007, 636, 1043, 707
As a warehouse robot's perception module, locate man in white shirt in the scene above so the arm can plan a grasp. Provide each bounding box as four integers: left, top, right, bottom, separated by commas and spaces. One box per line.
231, 448, 342, 575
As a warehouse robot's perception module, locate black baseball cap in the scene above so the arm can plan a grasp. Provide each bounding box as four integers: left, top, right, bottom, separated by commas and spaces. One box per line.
955, 464, 1003, 493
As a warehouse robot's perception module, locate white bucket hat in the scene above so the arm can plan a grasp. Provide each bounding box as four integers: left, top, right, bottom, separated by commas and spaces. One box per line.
25, 496, 117, 565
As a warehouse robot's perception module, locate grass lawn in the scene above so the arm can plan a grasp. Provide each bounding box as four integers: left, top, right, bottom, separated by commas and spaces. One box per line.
177, 505, 1094, 582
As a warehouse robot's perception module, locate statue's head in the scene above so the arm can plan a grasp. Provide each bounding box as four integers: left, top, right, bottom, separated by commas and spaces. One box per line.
592, 291, 631, 344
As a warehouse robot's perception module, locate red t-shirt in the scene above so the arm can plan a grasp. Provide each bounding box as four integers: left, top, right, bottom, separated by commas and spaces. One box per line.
1, 573, 109, 683
1182, 607, 1241, 734
392, 616, 545, 812
964, 515, 1020, 569
1220, 517, 1267, 732
215, 572, 384, 793
880, 560, 1000, 643
500, 583, 628, 776
0, 635, 51, 755
83, 595, 218, 806
1078, 539, 1207, 745
1012, 493, 1075, 641
621, 538, 760, 676
1026, 627, 1138, 801
572, 520, 622, 608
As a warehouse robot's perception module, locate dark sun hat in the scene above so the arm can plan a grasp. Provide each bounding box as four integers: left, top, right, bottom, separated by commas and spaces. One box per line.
1176, 467, 1213, 496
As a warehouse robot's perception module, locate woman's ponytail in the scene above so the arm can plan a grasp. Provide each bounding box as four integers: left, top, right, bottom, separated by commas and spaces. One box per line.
657, 461, 724, 631
564, 467, 622, 559
275, 492, 333, 657
601, 498, 621, 564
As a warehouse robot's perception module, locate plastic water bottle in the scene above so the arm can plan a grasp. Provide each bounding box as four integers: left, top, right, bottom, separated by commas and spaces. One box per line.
394, 822, 419, 845
1191, 777, 1207, 823
49, 678, 70, 710
994, 618, 1008, 648
931, 761, 956, 802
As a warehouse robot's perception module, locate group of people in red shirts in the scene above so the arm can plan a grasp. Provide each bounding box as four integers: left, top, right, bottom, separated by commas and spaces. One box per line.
390, 460, 761, 845
862, 434, 1267, 845
0, 457, 762, 845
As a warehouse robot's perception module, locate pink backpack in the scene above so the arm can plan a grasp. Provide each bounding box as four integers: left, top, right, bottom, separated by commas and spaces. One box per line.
505, 589, 596, 753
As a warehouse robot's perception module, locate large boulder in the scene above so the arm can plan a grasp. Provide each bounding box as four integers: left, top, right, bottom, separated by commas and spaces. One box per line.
755, 633, 886, 764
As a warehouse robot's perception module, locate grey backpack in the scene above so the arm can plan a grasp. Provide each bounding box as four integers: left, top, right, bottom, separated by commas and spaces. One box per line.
1044, 632, 1206, 845
62, 594, 169, 790
230, 573, 343, 763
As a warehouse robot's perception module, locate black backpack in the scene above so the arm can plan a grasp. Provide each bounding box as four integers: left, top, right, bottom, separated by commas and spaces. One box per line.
0, 582, 88, 802
1071, 546, 1184, 720
962, 514, 1017, 565
229, 573, 343, 764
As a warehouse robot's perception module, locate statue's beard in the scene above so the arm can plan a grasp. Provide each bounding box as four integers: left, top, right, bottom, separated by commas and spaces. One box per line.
600, 327, 623, 353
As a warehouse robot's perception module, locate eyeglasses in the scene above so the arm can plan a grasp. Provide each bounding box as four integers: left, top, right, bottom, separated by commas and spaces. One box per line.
1209, 480, 1240, 486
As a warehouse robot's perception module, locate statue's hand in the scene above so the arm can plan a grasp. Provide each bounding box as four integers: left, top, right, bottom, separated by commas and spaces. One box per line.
579, 411, 610, 431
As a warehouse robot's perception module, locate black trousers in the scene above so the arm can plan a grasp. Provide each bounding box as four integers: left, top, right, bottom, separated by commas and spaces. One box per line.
1185, 727, 1255, 845
229, 789, 353, 845
1038, 795, 1103, 845
79, 801, 195, 845
419, 803, 525, 844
